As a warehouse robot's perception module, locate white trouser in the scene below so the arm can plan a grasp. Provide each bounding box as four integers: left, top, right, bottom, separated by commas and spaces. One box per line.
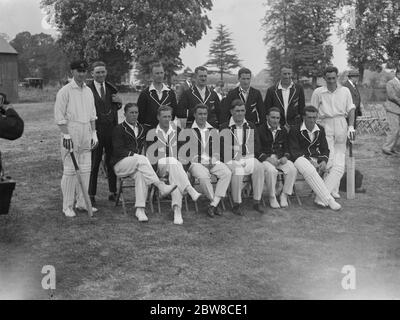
61, 122, 92, 211
382, 111, 400, 152
294, 156, 334, 205
262, 160, 297, 197
319, 117, 347, 195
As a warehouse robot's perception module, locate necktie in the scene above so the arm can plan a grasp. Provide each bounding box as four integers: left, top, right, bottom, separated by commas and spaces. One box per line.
100, 83, 105, 100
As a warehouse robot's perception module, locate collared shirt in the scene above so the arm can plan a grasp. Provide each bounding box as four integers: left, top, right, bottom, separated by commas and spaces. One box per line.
310, 85, 355, 119
229, 117, 248, 145
54, 79, 97, 125
192, 121, 214, 163
156, 124, 175, 143
196, 86, 207, 101
94, 80, 105, 98
278, 81, 294, 117
125, 120, 138, 137
300, 122, 320, 142
394, 77, 400, 85
239, 86, 249, 103
149, 83, 170, 100
267, 122, 281, 141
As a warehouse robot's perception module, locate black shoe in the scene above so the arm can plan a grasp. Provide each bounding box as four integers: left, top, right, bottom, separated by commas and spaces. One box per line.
253, 202, 265, 214
214, 205, 223, 216
232, 203, 243, 216
108, 193, 117, 202
207, 205, 215, 217
90, 196, 96, 206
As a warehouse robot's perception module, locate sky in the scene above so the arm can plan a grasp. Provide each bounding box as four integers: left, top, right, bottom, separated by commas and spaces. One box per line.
0, 0, 349, 75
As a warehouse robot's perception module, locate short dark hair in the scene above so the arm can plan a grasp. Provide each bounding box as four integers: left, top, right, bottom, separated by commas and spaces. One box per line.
323, 66, 339, 76
193, 103, 208, 114
92, 61, 106, 70
280, 64, 292, 71
230, 98, 245, 110
303, 105, 318, 115
124, 102, 138, 113
238, 67, 251, 78
195, 66, 208, 74
157, 105, 173, 116
267, 107, 281, 115
150, 62, 164, 73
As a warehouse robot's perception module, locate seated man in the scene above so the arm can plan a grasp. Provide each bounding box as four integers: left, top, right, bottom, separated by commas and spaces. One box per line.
288, 105, 341, 211
257, 107, 297, 208
111, 103, 177, 222
188, 104, 232, 217
147, 105, 201, 225
220, 99, 265, 215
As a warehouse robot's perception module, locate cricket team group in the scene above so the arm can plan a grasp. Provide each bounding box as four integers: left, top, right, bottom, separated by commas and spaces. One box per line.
54, 60, 359, 225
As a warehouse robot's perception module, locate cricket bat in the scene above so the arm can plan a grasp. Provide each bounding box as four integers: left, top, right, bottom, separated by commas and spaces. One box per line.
346, 142, 355, 200
70, 150, 93, 217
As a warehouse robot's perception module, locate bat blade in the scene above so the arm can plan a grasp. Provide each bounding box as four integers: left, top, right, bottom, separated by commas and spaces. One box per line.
346, 143, 355, 200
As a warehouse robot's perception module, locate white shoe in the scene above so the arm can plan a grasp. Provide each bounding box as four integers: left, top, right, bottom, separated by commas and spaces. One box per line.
63, 208, 76, 217
280, 193, 289, 208
157, 182, 177, 198
173, 208, 183, 225
328, 199, 341, 211
135, 208, 148, 222
331, 192, 341, 199
187, 186, 201, 202
75, 206, 98, 213
269, 196, 280, 209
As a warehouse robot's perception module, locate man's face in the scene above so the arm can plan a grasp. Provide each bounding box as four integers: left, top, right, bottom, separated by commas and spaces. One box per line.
152, 66, 165, 84
281, 68, 292, 84
324, 71, 338, 87
92, 66, 107, 83
304, 111, 318, 129
194, 107, 208, 127
157, 110, 172, 128
196, 70, 208, 87
267, 110, 281, 129
125, 106, 139, 125
72, 69, 87, 83
239, 73, 251, 90
231, 104, 246, 123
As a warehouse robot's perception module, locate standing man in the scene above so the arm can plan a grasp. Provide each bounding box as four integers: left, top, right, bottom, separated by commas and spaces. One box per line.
88, 61, 122, 205
220, 99, 265, 215
54, 60, 99, 217
176, 70, 194, 103
257, 107, 298, 208
264, 64, 305, 130
221, 67, 265, 125
137, 62, 178, 129
343, 69, 362, 127
382, 68, 400, 155
177, 66, 221, 128
188, 104, 232, 217
311, 66, 355, 198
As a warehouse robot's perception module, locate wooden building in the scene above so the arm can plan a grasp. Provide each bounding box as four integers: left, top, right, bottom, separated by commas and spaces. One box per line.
0, 36, 18, 103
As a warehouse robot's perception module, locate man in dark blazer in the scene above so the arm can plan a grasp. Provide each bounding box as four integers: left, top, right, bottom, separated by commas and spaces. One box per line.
288, 105, 341, 211
264, 65, 305, 130
88, 61, 122, 204
221, 67, 265, 125
176, 66, 221, 128
343, 69, 362, 127
137, 62, 178, 129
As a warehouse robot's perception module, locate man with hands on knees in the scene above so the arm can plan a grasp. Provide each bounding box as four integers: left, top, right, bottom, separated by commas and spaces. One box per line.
54, 60, 99, 217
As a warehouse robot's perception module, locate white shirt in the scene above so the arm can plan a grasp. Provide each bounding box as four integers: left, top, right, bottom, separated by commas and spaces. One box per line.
54, 79, 97, 125
149, 83, 170, 100
196, 86, 207, 101
239, 87, 249, 102
125, 120, 138, 137
267, 123, 281, 141
155, 124, 175, 143
229, 117, 248, 145
192, 121, 214, 163
94, 80, 105, 98
278, 81, 294, 117
300, 122, 320, 142
310, 85, 355, 119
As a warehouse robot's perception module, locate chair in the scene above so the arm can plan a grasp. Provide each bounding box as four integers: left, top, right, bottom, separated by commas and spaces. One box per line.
227, 174, 267, 209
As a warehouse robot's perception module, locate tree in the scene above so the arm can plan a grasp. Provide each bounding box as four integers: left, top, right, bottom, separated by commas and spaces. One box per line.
41, 0, 213, 84
205, 24, 241, 80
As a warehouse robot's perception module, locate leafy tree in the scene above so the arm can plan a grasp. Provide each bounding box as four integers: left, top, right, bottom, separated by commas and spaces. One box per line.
41, 0, 213, 84
205, 24, 241, 80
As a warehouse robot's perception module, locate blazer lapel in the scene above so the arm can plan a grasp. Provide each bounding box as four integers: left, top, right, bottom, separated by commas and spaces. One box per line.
288, 85, 297, 106
191, 86, 204, 104
274, 85, 284, 109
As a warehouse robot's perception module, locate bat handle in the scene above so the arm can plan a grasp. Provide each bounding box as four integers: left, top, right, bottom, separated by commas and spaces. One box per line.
69, 150, 79, 170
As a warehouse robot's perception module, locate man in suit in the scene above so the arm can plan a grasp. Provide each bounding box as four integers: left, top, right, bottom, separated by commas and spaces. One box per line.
382, 68, 400, 155
187, 104, 232, 217
264, 64, 305, 130
88, 61, 122, 205
343, 69, 362, 127
220, 99, 265, 215
288, 105, 341, 211
176, 66, 221, 128
137, 62, 178, 129
257, 107, 297, 209
221, 67, 265, 125
112, 103, 177, 222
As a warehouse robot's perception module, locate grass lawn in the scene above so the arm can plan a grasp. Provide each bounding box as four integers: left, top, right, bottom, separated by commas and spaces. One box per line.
1, 101, 400, 300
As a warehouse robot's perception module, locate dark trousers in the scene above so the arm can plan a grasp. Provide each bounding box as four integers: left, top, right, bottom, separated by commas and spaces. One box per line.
89, 129, 116, 197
